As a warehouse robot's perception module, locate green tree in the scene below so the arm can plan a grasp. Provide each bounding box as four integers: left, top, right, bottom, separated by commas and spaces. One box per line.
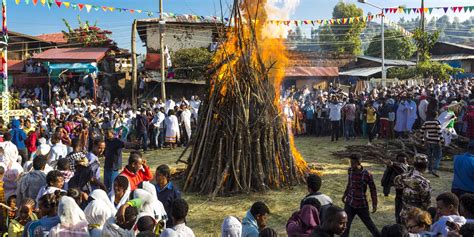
416, 61, 463, 81
172, 48, 213, 80
62, 16, 117, 49
366, 29, 416, 60
412, 28, 439, 62
318, 1, 365, 55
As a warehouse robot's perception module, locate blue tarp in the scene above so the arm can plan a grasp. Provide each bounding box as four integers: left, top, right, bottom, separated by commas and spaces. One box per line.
47, 62, 98, 82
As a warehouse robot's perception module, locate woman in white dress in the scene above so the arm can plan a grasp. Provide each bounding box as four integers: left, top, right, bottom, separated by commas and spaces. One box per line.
165, 109, 180, 149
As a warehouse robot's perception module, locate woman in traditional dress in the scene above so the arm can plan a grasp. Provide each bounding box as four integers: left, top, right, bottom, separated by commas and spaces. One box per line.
165, 109, 180, 149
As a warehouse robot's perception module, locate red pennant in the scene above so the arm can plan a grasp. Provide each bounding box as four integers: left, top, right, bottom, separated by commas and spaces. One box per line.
33, 0, 38, 5
102, 6, 107, 11
419, 8, 423, 13
55, 0, 62, 7
129, 9, 135, 13
457, 7, 463, 12
77, 3, 84, 10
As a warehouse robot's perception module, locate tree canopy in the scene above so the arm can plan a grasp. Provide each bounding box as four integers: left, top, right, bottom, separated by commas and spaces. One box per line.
366, 29, 416, 60
318, 1, 366, 55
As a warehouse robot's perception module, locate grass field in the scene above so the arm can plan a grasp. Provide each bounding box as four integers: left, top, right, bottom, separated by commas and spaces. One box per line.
135, 137, 453, 237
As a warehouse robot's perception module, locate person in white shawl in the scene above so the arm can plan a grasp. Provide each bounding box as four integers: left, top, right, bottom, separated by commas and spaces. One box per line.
136, 182, 168, 224
84, 189, 117, 237
180, 105, 192, 143
49, 196, 90, 237
109, 175, 131, 210
102, 205, 138, 237
221, 216, 242, 237
165, 110, 180, 149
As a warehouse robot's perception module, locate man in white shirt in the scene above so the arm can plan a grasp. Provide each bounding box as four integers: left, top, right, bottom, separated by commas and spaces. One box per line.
165, 96, 176, 115
152, 107, 166, 149
49, 135, 68, 168
328, 97, 344, 142
418, 95, 429, 124
0, 133, 19, 167
431, 192, 466, 236
189, 96, 201, 122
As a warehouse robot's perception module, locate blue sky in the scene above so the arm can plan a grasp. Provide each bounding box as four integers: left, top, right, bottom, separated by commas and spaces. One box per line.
7, 0, 474, 51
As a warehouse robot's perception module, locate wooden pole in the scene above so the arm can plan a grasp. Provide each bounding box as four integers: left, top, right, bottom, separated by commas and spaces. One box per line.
159, 0, 166, 102
131, 19, 138, 110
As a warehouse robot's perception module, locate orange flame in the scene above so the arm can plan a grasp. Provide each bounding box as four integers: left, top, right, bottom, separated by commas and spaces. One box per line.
212, 0, 308, 175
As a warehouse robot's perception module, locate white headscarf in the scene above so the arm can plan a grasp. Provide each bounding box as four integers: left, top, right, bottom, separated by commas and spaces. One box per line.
102, 217, 134, 237
85, 189, 117, 232
222, 216, 242, 237
49, 196, 89, 237
133, 184, 168, 224
108, 176, 131, 210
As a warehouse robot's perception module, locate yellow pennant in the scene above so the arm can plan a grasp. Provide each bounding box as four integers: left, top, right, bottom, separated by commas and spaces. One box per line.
423, 8, 429, 13
63, 2, 70, 8
15, 0, 20, 5
85, 4, 92, 12
108, 7, 114, 12
40, 0, 46, 5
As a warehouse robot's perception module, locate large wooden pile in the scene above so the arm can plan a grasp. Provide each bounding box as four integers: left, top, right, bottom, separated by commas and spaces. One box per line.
181, 0, 307, 197
332, 134, 467, 164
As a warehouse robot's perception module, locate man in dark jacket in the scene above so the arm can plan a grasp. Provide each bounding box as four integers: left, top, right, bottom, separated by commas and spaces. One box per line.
153, 164, 181, 228
135, 108, 149, 152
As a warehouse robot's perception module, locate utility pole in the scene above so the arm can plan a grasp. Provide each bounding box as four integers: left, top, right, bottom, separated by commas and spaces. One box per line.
421, 0, 425, 31
131, 19, 137, 110
381, 10, 386, 81
159, 0, 166, 102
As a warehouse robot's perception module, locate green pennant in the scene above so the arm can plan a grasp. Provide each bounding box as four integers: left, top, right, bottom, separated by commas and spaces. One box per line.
428, 8, 433, 14
470, 6, 474, 12
47, 0, 53, 9
464, 7, 469, 13
117, 8, 122, 12
72, 3, 77, 9
407, 8, 412, 14
93, 5, 99, 11
25, 0, 29, 4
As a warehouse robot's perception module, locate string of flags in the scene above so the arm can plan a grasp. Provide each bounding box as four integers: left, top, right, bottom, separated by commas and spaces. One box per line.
383, 6, 474, 14
13, 0, 229, 22
268, 14, 382, 26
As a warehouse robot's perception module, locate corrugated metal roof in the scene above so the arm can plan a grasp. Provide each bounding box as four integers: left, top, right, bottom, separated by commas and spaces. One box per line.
32, 48, 109, 63
339, 66, 394, 77
437, 42, 474, 51
358, 55, 416, 66
285, 66, 339, 77
431, 54, 474, 61
35, 33, 67, 44
8, 60, 25, 71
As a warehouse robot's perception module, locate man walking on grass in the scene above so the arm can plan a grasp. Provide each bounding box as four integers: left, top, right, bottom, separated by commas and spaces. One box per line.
341, 154, 380, 237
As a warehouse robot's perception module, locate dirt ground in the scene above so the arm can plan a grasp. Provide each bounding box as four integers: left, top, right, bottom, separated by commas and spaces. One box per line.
130, 136, 454, 237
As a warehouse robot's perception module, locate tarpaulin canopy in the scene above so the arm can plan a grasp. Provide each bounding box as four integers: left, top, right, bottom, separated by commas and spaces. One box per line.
47, 62, 98, 82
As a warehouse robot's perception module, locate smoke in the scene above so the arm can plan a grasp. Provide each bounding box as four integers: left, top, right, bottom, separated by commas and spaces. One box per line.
264, 0, 301, 38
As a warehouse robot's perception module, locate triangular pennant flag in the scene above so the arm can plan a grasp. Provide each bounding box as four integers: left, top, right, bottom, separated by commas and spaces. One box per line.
294, 20, 298, 26
348, 17, 353, 24
63, 1, 69, 8
71, 3, 77, 9
464, 6, 469, 12
403, 9, 409, 14
77, 3, 84, 10
93, 5, 99, 11
129, 9, 135, 13
412, 8, 417, 13
116, 8, 122, 12
15, 0, 20, 4
329, 19, 334, 25
451, 7, 456, 13
311, 20, 315, 26
55, 0, 62, 8
419, 8, 423, 13
40, 0, 46, 6
316, 20, 322, 25
384, 8, 389, 13
428, 8, 433, 14
336, 19, 341, 24
354, 17, 359, 23
136, 10, 142, 13
458, 7, 463, 12
407, 8, 412, 14
470, 6, 474, 12
423, 8, 428, 13
85, 4, 91, 12
101, 6, 107, 11
398, 7, 404, 13
47, 0, 53, 8
108, 7, 114, 12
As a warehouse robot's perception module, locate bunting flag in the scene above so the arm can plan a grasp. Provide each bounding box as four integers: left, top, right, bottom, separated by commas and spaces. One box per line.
32, 0, 37, 5
62, 1, 69, 8
76, 3, 83, 10
40, 0, 45, 6
54, 0, 61, 8
15, 0, 19, 4
24, 0, 29, 4
383, 5, 473, 15
85, 4, 91, 12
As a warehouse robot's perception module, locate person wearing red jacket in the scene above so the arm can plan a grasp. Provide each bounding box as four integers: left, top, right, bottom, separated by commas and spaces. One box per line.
120, 151, 153, 191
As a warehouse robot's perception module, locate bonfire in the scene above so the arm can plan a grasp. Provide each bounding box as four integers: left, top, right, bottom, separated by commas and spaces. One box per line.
181, 0, 308, 197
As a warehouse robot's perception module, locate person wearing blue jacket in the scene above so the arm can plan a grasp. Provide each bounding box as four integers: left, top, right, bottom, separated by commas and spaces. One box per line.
451, 147, 474, 198
242, 201, 270, 237
10, 119, 27, 165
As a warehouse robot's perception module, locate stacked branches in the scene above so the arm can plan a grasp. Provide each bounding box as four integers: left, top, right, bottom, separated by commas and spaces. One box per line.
182, 0, 307, 197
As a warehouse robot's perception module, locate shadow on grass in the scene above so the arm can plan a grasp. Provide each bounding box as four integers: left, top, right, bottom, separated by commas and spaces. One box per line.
121, 137, 453, 237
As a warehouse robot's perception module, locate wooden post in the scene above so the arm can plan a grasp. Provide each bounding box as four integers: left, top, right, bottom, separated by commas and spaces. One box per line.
131, 19, 138, 110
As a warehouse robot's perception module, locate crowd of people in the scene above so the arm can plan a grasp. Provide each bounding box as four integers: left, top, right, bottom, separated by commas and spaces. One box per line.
0, 77, 472, 236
